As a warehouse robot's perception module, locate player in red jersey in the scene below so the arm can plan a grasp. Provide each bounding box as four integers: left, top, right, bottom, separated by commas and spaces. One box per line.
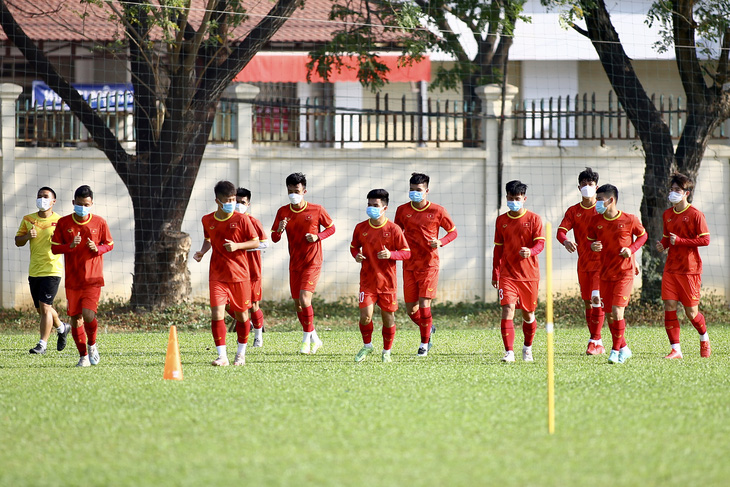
394, 172, 457, 357
492, 180, 545, 363
193, 181, 260, 366
557, 167, 606, 355
655, 173, 711, 359
587, 184, 647, 364
51, 185, 114, 367
351, 189, 411, 363
271, 173, 335, 354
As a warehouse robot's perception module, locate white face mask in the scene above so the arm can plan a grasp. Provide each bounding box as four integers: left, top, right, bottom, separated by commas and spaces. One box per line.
36, 197, 52, 211
580, 185, 597, 198
668, 191, 684, 204
236, 203, 248, 214
288, 193, 303, 205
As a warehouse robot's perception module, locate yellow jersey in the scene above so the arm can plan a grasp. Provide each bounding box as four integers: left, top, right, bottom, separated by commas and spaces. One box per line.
16, 212, 63, 277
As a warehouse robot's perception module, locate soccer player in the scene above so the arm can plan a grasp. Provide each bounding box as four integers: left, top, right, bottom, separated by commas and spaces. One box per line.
556, 167, 605, 355
193, 181, 260, 366
15, 186, 70, 354
394, 172, 457, 356
587, 184, 647, 364
655, 173, 711, 359
51, 185, 114, 367
271, 173, 335, 354
491, 180, 545, 363
351, 189, 411, 363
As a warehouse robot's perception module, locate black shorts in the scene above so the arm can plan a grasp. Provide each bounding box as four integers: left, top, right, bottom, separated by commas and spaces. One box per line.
28, 276, 61, 308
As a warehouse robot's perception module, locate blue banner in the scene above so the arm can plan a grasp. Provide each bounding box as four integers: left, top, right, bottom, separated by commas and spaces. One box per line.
32, 81, 134, 111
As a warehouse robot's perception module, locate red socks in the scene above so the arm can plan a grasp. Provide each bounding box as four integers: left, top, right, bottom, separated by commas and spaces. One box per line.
408, 310, 420, 327
609, 319, 627, 351
71, 325, 87, 356
382, 325, 396, 350
419, 307, 433, 343
589, 306, 604, 340
690, 312, 707, 335
523, 320, 537, 346
359, 321, 374, 344
500, 319, 515, 351
83, 318, 98, 346
298, 306, 314, 333
211, 319, 227, 346
236, 320, 251, 344
252, 309, 264, 329
665, 310, 680, 344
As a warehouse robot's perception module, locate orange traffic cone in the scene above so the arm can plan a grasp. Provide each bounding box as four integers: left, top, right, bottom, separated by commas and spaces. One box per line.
163, 325, 183, 380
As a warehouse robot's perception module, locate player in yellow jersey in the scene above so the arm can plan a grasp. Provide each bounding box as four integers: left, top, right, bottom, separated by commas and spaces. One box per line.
15, 187, 69, 354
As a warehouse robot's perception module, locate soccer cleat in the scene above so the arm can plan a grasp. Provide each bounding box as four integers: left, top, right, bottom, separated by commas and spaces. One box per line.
252, 337, 263, 348
76, 355, 90, 367
607, 350, 620, 364
355, 346, 374, 363
299, 342, 311, 355
88, 344, 100, 365
311, 338, 323, 354
57, 322, 70, 351
233, 353, 246, 366
211, 355, 229, 366
417, 346, 428, 357
700, 340, 711, 358
586, 342, 607, 356
381, 350, 392, 363
617, 347, 632, 364
29, 343, 46, 355
664, 349, 683, 359
501, 350, 515, 363
428, 325, 436, 350
522, 346, 534, 362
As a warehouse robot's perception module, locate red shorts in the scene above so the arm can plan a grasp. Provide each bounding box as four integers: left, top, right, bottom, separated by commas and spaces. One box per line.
250, 279, 263, 303
403, 268, 439, 303
210, 280, 251, 311
662, 273, 701, 307
600, 276, 633, 310
359, 291, 398, 313
499, 278, 538, 312
289, 267, 320, 299
66, 286, 102, 316
577, 270, 600, 301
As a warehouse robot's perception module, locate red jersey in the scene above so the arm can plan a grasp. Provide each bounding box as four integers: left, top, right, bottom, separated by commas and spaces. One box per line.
662, 205, 709, 275
587, 211, 646, 281
245, 215, 268, 281
202, 211, 258, 282
493, 210, 545, 281
350, 219, 410, 293
271, 202, 334, 270
394, 201, 456, 271
51, 213, 114, 290
558, 202, 601, 272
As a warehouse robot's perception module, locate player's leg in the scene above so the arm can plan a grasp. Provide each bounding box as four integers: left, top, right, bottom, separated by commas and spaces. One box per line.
27, 278, 48, 354
520, 308, 537, 362
682, 275, 710, 358
499, 279, 518, 362
355, 298, 375, 362
65, 288, 89, 366
298, 290, 317, 353
233, 308, 250, 365
587, 287, 606, 355
210, 304, 229, 365
612, 304, 632, 364
251, 300, 265, 347
403, 269, 423, 353
416, 297, 433, 356
380, 307, 396, 363
663, 297, 683, 359
417, 268, 439, 352
79, 286, 102, 365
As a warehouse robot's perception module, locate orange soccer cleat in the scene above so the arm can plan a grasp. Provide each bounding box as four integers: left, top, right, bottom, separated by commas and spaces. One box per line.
586, 342, 606, 355
664, 349, 683, 359
700, 340, 711, 358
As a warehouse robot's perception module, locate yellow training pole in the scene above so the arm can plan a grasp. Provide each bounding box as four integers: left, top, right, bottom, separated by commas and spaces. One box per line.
545, 222, 555, 434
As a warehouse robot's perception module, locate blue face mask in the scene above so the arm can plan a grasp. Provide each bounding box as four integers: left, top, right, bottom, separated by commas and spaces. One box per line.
506, 200, 523, 213
219, 200, 235, 214
409, 191, 425, 203
596, 200, 607, 214
366, 206, 382, 219
74, 205, 90, 218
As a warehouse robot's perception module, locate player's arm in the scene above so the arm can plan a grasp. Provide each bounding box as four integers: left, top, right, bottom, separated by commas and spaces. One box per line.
247, 222, 269, 251
623, 226, 648, 258
432, 211, 457, 248
381, 229, 411, 260
350, 230, 365, 263
308, 209, 335, 242
90, 223, 114, 254
193, 239, 212, 262
521, 217, 545, 258
51, 225, 79, 254
15, 220, 33, 247
271, 211, 287, 243
225, 238, 259, 252
491, 243, 503, 287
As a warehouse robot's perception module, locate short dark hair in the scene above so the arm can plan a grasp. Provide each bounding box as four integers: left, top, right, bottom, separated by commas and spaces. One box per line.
578, 167, 599, 184
74, 185, 93, 200
670, 172, 694, 192
409, 172, 430, 187
214, 181, 236, 199
237, 187, 252, 200
38, 186, 56, 199
367, 188, 389, 206
286, 172, 307, 188
596, 184, 619, 202
505, 180, 527, 196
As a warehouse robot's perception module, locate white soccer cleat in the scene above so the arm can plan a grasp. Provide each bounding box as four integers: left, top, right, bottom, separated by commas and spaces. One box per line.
299, 342, 311, 354
252, 337, 263, 348
501, 350, 515, 363
76, 355, 90, 367
233, 353, 246, 366
88, 344, 100, 365
522, 346, 533, 362
310, 338, 323, 354
211, 355, 230, 366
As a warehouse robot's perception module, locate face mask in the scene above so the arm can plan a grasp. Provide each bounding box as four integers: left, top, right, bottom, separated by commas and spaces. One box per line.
74, 205, 91, 218
288, 193, 303, 205
218, 200, 235, 214
36, 197, 52, 211
580, 185, 597, 198
366, 206, 382, 219
409, 191, 425, 203
236, 203, 248, 214
596, 200, 607, 214
506, 200, 523, 212
668, 191, 684, 204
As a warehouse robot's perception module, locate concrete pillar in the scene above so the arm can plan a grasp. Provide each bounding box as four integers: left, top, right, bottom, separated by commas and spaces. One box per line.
0, 83, 24, 307
224, 83, 260, 186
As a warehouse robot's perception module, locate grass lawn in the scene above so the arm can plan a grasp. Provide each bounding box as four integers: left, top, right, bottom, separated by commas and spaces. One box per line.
1, 326, 729, 486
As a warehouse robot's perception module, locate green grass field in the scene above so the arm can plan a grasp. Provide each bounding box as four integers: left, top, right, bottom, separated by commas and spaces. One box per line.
1, 326, 729, 486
